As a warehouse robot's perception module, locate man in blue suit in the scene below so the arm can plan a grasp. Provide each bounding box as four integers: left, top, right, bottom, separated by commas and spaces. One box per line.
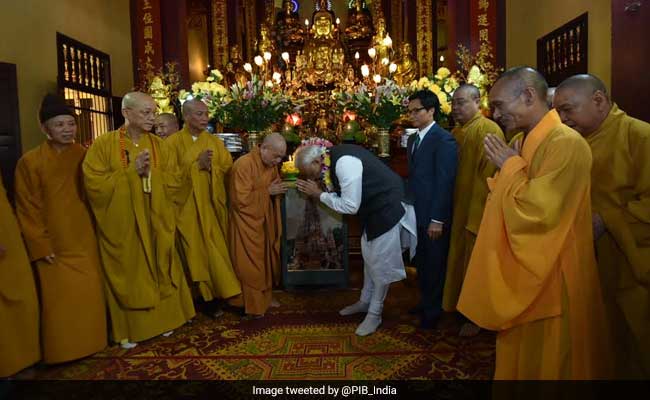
406, 90, 458, 329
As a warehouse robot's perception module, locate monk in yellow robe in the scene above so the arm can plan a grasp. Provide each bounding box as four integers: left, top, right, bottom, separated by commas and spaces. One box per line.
83, 92, 195, 348
229, 133, 287, 318
14, 94, 106, 363
443, 84, 504, 337
457, 67, 611, 379
154, 112, 179, 139
167, 100, 241, 316
0, 169, 40, 377
554, 74, 650, 378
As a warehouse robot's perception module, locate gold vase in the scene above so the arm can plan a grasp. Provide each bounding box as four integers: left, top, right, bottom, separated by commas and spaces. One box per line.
377, 127, 391, 158
247, 131, 262, 151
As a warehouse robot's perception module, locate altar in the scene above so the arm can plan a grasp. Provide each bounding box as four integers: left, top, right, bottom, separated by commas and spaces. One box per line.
281, 187, 349, 290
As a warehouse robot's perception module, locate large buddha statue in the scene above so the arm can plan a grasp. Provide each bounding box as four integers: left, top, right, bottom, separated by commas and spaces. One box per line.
303, 9, 342, 88
276, 0, 305, 48
394, 42, 419, 86
344, 0, 373, 41
224, 44, 248, 87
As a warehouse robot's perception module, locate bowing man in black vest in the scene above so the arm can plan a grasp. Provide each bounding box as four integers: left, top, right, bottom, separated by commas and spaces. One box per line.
296, 143, 417, 336
406, 90, 458, 329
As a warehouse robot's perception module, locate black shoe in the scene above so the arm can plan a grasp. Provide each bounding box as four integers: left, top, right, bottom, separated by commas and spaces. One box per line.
420, 315, 440, 330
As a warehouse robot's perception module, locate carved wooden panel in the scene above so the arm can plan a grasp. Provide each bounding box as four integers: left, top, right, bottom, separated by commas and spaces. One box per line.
537, 12, 588, 87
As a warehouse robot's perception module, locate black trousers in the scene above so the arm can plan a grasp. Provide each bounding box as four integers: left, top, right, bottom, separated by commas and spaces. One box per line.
414, 226, 451, 320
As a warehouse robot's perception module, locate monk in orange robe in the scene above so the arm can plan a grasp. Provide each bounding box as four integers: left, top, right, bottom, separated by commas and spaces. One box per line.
554, 74, 650, 378
443, 84, 505, 337
83, 92, 195, 348
167, 100, 241, 316
14, 94, 106, 363
229, 133, 287, 318
0, 169, 40, 377
457, 67, 611, 379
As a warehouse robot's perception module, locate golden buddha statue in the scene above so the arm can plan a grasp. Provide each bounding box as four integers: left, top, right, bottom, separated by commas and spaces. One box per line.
315, 109, 331, 137
277, 0, 305, 48
394, 42, 419, 86
372, 17, 390, 62
303, 10, 342, 88
225, 44, 248, 87
256, 23, 276, 56
149, 76, 173, 114
345, 0, 373, 40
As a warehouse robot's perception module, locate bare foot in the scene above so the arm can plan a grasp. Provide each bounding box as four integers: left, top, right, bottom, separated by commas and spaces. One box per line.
459, 322, 481, 337
270, 298, 281, 308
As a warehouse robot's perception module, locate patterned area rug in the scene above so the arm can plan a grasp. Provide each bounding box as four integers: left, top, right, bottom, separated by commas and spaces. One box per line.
27, 283, 495, 380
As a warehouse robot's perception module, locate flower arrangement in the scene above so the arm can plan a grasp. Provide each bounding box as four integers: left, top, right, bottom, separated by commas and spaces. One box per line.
408, 67, 460, 125
178, 69, 230, 121
296, 137, 335, 192
223, 74, 298, 133
455, 43, 502, 113
334, 79, 409, 129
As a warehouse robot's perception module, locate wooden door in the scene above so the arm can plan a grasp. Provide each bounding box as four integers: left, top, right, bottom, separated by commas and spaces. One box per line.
0, 62, 21, 203
612, 0, 650, 122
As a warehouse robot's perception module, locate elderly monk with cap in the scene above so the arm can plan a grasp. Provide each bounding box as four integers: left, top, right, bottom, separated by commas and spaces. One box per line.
14, 94, 107, 363
0, 169, 39, 377
229, 133, 287, 319
554, 74, 650, 378
83, 92, 195, 349
166, 99, 241, 317
457, 67, 611, 379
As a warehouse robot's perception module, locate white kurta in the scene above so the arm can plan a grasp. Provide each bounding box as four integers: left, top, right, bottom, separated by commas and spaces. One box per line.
320, 156, 417, 286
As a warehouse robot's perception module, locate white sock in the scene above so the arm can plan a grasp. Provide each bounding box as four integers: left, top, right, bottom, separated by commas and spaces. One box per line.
161, 330, 174, 337
355, 313, 382, 336
120, 339, 137, 349
339, 301, 369, 316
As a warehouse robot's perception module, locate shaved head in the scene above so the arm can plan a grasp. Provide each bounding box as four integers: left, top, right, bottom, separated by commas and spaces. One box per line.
182, 99, 208, 117
456, 84, 480, 100
121, 92, 156, 132
553, 74, 611, 136
259, 132, 287, 168
556, 74, 609, 99
122, 91, 154, 110
489, 67, 550, 134
496, 66, 548, 103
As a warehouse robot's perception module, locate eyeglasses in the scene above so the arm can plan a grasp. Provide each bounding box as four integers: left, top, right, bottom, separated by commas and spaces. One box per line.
407, 107, 426, 115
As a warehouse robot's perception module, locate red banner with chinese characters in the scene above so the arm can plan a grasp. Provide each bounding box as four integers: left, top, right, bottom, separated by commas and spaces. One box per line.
470, 0, 498, 56
133, 0, 163, 85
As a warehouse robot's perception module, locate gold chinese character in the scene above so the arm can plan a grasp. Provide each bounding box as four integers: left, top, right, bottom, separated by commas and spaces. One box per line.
479, 0, 489, 11
143, 0, 152, 10
478, 14, 489, 27
144, 41, 154, 55
144, 25, 153, 40
479, 28, 489, 42
143, 12, 153, 24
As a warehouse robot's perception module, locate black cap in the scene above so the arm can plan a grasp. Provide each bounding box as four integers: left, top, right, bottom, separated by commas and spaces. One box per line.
39, 94, 75, 124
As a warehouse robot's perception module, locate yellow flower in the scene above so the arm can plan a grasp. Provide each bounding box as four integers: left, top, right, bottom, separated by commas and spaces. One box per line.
436, 67, 451, 79
441, 103, 452, 115
191, 82, 202, 94
429, 84, 441, 95
436, 92, 448, 106
443, 84, 452, 94
418, 77, 430, 89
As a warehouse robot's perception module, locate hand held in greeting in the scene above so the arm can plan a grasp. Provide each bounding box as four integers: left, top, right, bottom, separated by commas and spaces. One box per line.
269, 178, 288, 195
484, 134, 518, 169
295, 179, 322, 199
427, 222, 443, 240
44, 253, 56, 264
198, 149, 213, 171
135, 150, 151, 176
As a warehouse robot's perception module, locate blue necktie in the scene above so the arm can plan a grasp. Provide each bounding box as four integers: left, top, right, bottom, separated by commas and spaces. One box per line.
412, 133, 421, 155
